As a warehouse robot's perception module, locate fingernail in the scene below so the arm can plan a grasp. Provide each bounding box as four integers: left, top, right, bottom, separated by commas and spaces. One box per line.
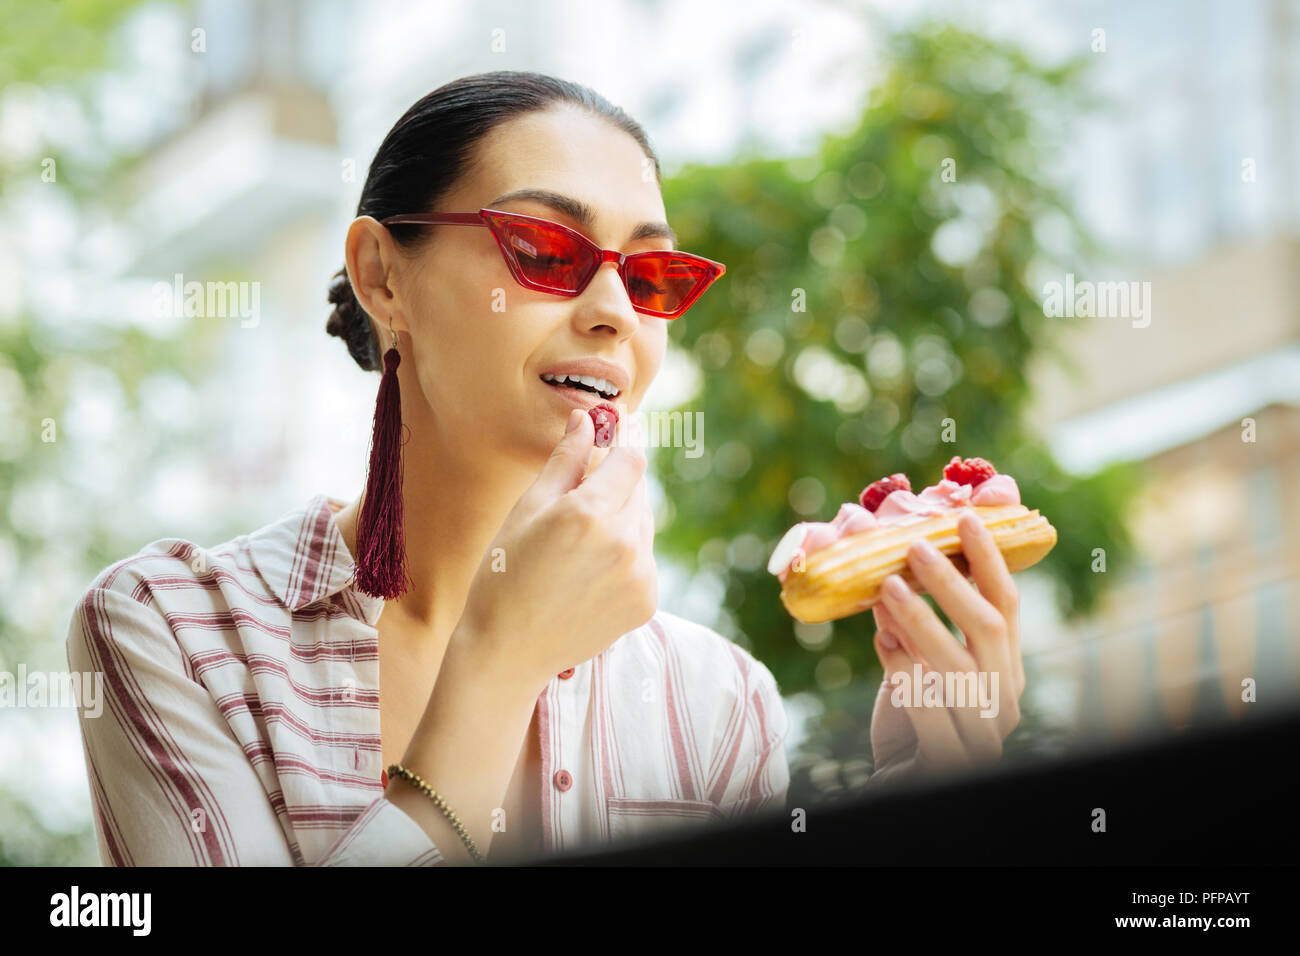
565, 409, 582, 434
884, 575, 909, 600
878, 629, 899, 651
911, 538, 939, 564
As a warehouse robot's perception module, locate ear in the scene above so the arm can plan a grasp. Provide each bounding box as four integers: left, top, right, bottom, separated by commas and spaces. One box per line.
344, 216, 411, 337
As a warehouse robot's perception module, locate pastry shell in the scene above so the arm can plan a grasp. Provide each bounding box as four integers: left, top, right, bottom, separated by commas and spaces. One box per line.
778, 504, 1057, 624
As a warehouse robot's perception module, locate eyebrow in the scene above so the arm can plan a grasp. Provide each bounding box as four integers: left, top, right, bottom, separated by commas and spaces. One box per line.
488, 188, 678, 248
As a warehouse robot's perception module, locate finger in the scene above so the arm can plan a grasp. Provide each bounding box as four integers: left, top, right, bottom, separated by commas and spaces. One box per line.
873, 606, 894, 642
530, 409, 594, 500
872, 601, 894, 638
996, 676, 1022, 742
874, 629, 966, 767
892, 540, 1018, 747
873, 617, 904, 666
904, 537, 1017, 720
881, 581, 1001, 761
872, 604, 891, 648
957, 512, 1025, 699
905, 537, 1008, 664
573, 440, 647, 512
947, 699, 1005, 764
614, 474, 650, 539
628, 478, 658, 617
873, 600, 923, 666
636, 479, 654, 549
879, 573, 975, 676
958, 512, 1020, 642
870, 630, 918, 767
957, 512, 1017, 616
608, 475, 654, 584
877, 652, 970, 775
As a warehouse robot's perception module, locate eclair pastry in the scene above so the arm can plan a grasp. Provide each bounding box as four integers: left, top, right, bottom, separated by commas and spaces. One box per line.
769, 457, 1057, 624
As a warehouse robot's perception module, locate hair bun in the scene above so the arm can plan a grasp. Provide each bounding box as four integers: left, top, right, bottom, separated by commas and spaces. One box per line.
325, 266, 381, 371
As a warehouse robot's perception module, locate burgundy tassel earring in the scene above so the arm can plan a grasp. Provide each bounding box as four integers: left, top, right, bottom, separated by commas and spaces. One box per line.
354, 318, 412, 600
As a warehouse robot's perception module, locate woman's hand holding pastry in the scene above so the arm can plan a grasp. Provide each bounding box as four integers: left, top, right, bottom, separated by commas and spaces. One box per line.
867, 510, 1025, 786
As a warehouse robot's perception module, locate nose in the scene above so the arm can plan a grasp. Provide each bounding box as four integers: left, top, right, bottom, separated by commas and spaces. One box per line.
576, 260, 640, 339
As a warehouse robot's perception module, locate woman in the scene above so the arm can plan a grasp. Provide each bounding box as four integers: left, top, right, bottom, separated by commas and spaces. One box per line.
66, 71, 1024, 866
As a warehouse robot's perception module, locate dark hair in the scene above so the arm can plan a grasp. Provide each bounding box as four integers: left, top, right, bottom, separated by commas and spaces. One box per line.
326, 70, 663, 371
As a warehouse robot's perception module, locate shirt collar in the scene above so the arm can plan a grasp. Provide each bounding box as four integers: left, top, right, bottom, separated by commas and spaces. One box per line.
247, 493, 386, 626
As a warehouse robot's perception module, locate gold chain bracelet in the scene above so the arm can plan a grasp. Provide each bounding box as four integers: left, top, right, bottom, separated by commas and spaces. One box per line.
387, 763, 485, 865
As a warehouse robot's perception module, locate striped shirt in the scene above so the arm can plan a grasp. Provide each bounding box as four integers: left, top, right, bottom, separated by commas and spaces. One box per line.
65, 493, 790, 865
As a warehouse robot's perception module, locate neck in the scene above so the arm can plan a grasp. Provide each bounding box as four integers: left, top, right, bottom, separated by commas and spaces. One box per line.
336, 461, 531, 647
334, 386, 547, 649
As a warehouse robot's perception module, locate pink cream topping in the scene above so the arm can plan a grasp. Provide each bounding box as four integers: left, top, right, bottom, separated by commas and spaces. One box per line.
771, 472, 1020, 583
968, 473, 1019, 506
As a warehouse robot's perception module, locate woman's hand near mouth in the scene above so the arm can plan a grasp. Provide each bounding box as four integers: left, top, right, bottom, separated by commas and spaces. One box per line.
390, 407, 655, 863
456, 406, 657, 692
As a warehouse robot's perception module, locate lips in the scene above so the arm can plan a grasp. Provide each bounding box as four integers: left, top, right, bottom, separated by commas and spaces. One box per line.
540, 376, 614, 409
540, 372, 620, 400
537, 358, 630, 397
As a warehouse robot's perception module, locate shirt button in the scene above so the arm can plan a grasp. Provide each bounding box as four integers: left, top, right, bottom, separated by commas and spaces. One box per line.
553, 770, 572, 791
558, 667, 575, 680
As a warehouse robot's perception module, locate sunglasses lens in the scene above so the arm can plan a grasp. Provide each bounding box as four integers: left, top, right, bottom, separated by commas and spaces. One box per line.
497, 219, 595, 292
624, 254, 715, 315
490, 213, 720, 316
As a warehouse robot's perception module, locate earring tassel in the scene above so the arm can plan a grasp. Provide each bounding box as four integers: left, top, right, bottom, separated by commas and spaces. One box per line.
354, 346, 412, 599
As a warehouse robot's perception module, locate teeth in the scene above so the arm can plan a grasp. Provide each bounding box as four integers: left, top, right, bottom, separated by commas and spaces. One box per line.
542, 372, 620, 398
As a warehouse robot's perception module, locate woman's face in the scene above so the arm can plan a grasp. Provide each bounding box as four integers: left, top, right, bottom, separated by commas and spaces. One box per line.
381, 105, 674, 473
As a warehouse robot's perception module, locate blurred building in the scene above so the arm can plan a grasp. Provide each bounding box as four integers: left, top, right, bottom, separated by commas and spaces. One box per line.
1002, 0, 1300, 743
1028, 243, 1300, 743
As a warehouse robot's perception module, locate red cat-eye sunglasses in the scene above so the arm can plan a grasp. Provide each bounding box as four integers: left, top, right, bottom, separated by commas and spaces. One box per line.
380, 208, 726, 319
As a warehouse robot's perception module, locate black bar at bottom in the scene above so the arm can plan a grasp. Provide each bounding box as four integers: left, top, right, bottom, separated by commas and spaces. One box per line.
545, 702, 1300, 865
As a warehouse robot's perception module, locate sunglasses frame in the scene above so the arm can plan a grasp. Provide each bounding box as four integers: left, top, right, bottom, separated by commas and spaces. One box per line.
379, 207, 726, 318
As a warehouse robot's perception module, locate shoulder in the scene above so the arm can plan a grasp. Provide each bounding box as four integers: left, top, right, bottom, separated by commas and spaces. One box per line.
76, 524, 255, 610
73, 535, 204, 623
66, 529, 256, 663
82, 535, 206, 596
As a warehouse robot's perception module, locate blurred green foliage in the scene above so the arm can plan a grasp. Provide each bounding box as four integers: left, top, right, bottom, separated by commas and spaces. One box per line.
656, 22, 1142, 802
0, 0, 201, 664
1, 0, 193, 866
0, 0, 152, 87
